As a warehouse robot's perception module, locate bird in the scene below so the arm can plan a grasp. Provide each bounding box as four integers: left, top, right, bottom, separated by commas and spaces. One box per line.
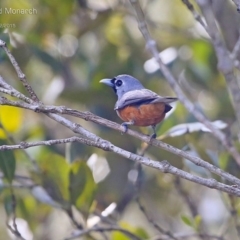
100, 74, 177, 138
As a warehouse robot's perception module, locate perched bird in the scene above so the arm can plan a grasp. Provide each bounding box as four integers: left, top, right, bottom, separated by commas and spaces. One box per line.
100, 74, 177, 138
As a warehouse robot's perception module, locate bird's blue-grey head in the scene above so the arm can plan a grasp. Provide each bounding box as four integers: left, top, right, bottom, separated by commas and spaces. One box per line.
100, 74, 144, 99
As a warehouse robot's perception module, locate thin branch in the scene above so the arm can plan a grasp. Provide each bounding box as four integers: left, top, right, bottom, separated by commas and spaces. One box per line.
136, 197, 178, 240
157, 233, 224, 240
0, 41, 239, 187
195, 0, 240, 128
181, 0, 207, 30
174, 177, 207, 240
231, 29, 240, 60
228, 195, 240, 238
174, 177, 198, 217
231, 0, 240, 12
6, 223, 26, 240
66, 208, 83, 230
0, 136, 239, 196
6, 191, 27, 240
0, 120, 40, 172
0, 95, 240, 187
0, 40, 40, 102
0, 183, 34, 189
128, 0, 240, 165
0, 40, 240, 196
0, 74, 36, 109
64, 226, 142, 240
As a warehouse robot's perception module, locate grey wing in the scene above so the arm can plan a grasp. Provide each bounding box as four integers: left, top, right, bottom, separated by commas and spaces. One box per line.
114, 89, 177, 109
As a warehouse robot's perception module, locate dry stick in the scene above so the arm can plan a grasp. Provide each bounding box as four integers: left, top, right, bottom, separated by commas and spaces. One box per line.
182, 0, 207, 30
0, 44, 240, 194
231, 29, 240, 61
228, 195, 240, 238
174, 177, 208, 240
136, 197, 178, 240
6, 222, 26, 240
0, 136, 239, 197
160, 233, 224, 240
0, 93, 240, 187
6, 191, 26, 240
64, 226, 142, 240
0, 40, 40, 103
191, 0, 240, 129
231, 0, 240, 12
0, 40, 239, 185
128, 0, 240, 166
174, 177, 198, 217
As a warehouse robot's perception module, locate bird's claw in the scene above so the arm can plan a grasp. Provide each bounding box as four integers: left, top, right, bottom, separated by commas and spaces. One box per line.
121, 123, 128, 134
150, 133, 157, 139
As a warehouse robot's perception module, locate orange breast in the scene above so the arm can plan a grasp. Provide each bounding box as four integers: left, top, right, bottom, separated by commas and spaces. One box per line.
117, 103, 166, 126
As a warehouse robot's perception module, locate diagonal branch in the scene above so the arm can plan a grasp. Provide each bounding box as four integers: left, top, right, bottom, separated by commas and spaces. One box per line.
0, 92, 240, 186
195, 0, 240, 128
0, 40, 40, 102
128, 0, 240, 166
0, 40, 240, 197
182, 0, 207, 30
64, 226, 142, 240
231, 0, 240, 12
0, 136, 239, 196
231, 28, 240, 61
136, 197, 178, 240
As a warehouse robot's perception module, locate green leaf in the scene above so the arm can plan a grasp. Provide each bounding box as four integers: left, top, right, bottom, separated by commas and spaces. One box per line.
4, 193, 14, 216
69, 161, 97, 217
194, 215, 202, 231
219, 152, 230, 170
112, 222, 148, 240
0, 106, 23, 139
181, 215, 193, 227
34, 153, 70, 207
0, 140, 16, 183
134, 227, 149, 238
112, 231, 130, 240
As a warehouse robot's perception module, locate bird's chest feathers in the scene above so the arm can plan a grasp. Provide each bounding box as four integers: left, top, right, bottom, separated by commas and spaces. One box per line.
116, 103, 166, 126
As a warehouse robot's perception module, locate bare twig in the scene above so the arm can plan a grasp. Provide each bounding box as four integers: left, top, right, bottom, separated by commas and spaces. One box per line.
181, 0, 207, 30
0, 40, 40, 102
0, 92, 240, 187
0, 39, 240, 197
195, 0, 240, 128
0, 40, 239, 186
6, 191, 27, 240
157, 233, 224, 240
231, 0, 240, 12
174, 177, 198, 217
136, 197, 178, 240
6, 223, 26, 240
0, 183, 34, 189
66, 208, 83, 230
128, 0, 240, 166
174, 177, 207, 240
231, 29, 240, 60
64, 226, 142, 240
0, 136, 239, 196
228, 195, 240, 238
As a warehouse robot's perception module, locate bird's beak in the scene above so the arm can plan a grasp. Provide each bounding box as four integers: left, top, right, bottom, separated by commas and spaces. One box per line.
100, 78, 114, 88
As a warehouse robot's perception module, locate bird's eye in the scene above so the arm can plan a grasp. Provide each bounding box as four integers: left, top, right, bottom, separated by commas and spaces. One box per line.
115, 80, 122, 87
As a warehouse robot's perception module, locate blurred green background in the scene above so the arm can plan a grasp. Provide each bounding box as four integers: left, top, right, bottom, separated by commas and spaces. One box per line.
0, 0, 240, 239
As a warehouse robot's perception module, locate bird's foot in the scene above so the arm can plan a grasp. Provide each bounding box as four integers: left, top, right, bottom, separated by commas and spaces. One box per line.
150, 133, 157, 139
150, 125, 157, 140
120, 120, 134, 135
121, 123, 128, 135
